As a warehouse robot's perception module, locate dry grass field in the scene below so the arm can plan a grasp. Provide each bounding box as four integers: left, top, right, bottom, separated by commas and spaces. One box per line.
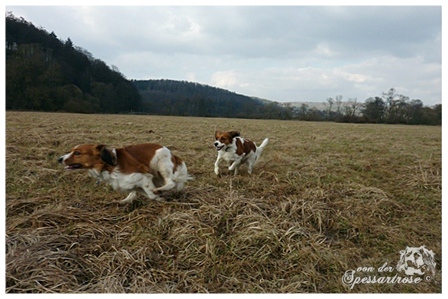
5, 111, 441, 293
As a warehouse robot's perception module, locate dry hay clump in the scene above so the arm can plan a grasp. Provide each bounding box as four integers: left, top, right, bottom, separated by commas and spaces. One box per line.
6, 234, 94, 292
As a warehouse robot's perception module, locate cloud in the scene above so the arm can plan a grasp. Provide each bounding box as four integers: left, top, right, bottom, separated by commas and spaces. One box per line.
211, 71, 237, 89
186, 72, 197, 82
211, 70, 249, 89
225, 54, 440, 104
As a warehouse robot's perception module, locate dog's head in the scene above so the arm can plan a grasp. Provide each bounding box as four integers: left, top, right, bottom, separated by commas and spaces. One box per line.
396, 246, 436, 276
58, 144, 117, 171
214, 130, 240, 151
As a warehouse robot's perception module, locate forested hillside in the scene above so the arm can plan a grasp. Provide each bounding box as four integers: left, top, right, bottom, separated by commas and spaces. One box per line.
133, 79, 290, 119
6, 13, 142, 114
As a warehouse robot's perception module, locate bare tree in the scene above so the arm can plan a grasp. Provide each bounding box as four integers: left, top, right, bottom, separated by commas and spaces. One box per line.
325, 97, 334, 119
335, 95, 343, 117
344, 98, 362, 118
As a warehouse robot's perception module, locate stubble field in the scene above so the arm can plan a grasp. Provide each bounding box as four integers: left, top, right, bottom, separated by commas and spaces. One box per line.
5, 111, 442, 293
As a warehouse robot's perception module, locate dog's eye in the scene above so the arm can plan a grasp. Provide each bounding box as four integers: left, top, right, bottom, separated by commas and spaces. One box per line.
73, 151, 81, 156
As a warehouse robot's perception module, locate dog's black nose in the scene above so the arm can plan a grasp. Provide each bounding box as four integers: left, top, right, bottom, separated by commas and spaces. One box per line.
214, 141, 219, 147
58, 156, 63, 164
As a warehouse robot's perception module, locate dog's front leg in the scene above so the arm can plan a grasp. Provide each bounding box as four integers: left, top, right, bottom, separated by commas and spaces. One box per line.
214, 157, 222, 175
233, 165, 239, 175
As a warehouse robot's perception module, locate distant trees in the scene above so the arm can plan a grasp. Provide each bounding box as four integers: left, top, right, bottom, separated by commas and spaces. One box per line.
342, 98, 362, 122
363, 97, 387, 123
362, 88, 440, 125
286, 88, 440, 125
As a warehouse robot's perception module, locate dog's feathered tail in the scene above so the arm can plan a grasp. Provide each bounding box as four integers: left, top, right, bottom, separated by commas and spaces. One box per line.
255, 138, 269, 163
173, 161, 194, 192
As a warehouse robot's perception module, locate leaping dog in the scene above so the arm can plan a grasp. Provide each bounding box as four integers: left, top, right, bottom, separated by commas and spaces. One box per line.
214, 130, 268, 176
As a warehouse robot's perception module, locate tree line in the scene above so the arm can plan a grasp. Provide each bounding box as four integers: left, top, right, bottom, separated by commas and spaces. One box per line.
286, 89, 440, 125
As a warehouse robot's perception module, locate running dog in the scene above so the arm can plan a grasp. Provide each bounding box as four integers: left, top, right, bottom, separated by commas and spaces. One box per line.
214, 130, 268, 175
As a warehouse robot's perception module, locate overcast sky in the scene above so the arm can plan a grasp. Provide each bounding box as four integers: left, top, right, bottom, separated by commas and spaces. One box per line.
5, 4, 443, 105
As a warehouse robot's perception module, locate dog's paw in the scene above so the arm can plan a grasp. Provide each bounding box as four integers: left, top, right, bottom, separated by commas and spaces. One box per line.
119, 191, 138, 204
119, 198, 132, 205
153, 196, 164, 201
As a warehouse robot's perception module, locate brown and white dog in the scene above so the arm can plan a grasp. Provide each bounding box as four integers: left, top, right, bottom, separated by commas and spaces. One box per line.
214, 130, 268, 175
58, 143, 191, 203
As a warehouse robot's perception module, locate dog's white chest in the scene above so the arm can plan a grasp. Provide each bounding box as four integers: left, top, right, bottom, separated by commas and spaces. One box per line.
219, 150, 236, 162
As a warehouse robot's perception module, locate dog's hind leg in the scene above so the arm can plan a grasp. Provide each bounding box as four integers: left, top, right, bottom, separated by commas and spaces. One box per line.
153, 181, 175, 194
229, 157, 242, 175
246, 155, 257, 174
247, 163, 253, 174
120, 191, 139, 204
153, 164, 176, 194
152, 164, 175, 194
140, 177, 163, 200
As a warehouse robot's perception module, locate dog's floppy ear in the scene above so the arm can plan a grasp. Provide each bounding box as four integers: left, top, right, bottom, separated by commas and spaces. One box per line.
215, 130, 222, 139
97, 145, 117, 166
229, 131, 240, 138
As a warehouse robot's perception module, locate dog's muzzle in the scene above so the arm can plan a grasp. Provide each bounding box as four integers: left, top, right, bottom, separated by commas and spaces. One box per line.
214, 142, 225, 151
58, 156, 82, 170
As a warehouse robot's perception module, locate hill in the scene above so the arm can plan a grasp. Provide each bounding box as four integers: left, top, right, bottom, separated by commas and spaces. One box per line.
6, 12, 141, 114
132, 79, 290, 119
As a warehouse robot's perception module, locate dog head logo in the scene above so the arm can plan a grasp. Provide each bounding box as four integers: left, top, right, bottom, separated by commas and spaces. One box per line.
396, 246, 436, 277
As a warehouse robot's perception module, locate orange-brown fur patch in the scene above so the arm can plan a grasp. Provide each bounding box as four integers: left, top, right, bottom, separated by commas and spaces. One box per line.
171, 155, 183, 172
114, 148, 150, 174
120, 143, 162, 174
235, 138, 256, 156
64, 144, 105, 172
